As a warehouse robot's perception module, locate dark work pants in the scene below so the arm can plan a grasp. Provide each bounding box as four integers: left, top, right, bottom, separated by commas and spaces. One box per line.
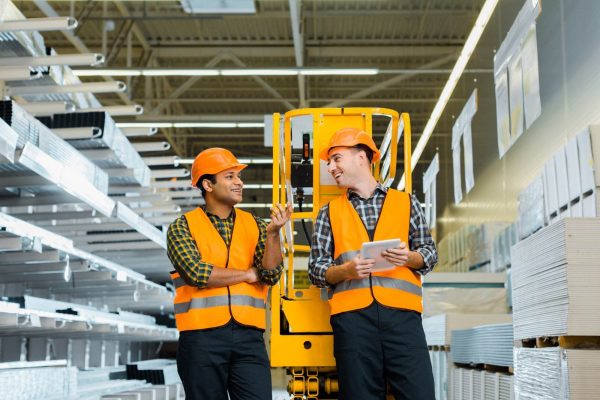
331, 303, 435, 400
176, 321, 272, 400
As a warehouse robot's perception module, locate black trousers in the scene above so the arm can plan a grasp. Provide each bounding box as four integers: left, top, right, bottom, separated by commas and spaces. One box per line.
331, 303, 435, 400
176, 321, 272, 400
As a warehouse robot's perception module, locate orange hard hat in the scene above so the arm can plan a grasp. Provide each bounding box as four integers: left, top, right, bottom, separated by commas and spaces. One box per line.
319, 127, 381, 162
190, 148, 247, 187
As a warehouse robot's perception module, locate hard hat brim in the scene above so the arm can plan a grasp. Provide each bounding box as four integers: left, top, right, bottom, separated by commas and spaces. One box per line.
319, 145, 381, 163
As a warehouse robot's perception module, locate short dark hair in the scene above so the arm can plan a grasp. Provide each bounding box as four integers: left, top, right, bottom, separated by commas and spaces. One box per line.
352, 144, 374, 163
197, 174, 217, 197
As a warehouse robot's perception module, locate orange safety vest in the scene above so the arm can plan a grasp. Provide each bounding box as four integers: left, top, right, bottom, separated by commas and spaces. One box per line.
170, 207, 268, 331
327, 189, 423, 315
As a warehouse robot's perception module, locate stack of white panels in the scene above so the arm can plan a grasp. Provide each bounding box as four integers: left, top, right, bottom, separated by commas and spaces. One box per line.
511, 218, 600, 340
429, 349, 449, 400
451, 323, 514, 367
543, 126, 600, 222
423, 314, 513, 347
450, 367, 514, 400
518, 174, 545, 239
514, 347, 600, 400
492, 223, 518, 272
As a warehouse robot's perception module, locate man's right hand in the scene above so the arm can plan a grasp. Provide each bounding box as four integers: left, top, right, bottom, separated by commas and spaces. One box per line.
346, 255, 374, 279
246, 267, 260, 283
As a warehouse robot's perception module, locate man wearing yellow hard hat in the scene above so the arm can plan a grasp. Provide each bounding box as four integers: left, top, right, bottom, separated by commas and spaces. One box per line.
167, 147, 291, 400
309, 128, 437, 399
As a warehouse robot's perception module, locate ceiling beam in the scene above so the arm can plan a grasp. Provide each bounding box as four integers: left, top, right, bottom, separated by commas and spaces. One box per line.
46, 45, 462, 59
82, 8, 481, 20
226, 53, 295, 111
149, 52, 230, 116
324, 53, 458, 108
289, 0, 306, 107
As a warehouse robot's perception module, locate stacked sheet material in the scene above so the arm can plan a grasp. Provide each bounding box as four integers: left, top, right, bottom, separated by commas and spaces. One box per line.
423, 287, 508, 317
543, 126, 600, 222
38, 112, 151, 187
0, 360, 77, 400
511, 218, 600, 340
423, 314, 513, 346
514, 347, 600, 400
518, 175, 546, 239
429, 349, 449, 400
451, 323, 514, 367
466, 223, 508, 270
492, 223, 519, 272
450, 366, 514, 400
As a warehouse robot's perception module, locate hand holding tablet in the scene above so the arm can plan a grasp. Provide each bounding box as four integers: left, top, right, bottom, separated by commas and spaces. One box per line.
360, 238, 405, 271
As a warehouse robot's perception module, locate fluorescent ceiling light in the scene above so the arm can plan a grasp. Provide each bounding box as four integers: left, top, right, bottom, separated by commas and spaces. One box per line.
116, 122, 265, 129
221, 69, 298, 76
300, 68, 379, 75
117, 122, 172, 128
243, 184, 274, 189
72, 68, 381, 77
237, 122, 265, 128
173, 122, 236, 128
237, 158, 272, 164
74, 69, 141, 77
142, 69, 220, 76
398, 0, 500, 190
182, 157, 272, 164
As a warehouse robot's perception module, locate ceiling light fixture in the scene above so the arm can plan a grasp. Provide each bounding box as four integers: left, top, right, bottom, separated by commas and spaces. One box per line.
115, 122, 265, 129
398, 0, 500, 190
72, 68, 380, 77
176, 158, 272, 165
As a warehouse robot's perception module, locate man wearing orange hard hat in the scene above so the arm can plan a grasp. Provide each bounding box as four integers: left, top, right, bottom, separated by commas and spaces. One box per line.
167, 147, 291, 400
309, 128, 437, 399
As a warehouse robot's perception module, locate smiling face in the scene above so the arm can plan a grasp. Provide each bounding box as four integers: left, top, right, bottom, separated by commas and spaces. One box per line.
326, 146, 371, 189
202, 167, 244, 206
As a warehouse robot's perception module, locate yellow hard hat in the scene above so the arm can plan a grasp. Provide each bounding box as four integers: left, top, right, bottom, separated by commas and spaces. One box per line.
319, 127, 381, 162
191, 148, 247, 187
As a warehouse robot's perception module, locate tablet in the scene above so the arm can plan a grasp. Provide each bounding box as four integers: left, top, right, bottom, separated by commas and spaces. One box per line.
360, 238, 402, 271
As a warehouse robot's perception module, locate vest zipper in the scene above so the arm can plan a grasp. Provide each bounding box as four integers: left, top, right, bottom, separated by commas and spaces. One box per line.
350, 192, 388, 301
225, 213, 236, 321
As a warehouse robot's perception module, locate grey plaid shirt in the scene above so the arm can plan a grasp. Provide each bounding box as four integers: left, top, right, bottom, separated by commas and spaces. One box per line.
308, 183, 437, 288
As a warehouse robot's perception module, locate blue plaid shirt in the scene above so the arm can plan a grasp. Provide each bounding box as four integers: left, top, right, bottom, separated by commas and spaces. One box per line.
308, 183, 437, 288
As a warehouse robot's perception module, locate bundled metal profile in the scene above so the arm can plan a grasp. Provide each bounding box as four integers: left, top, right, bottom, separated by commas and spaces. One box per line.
38, 111, 152, 187
126, 359, 180, 385
0, 100, 109, 194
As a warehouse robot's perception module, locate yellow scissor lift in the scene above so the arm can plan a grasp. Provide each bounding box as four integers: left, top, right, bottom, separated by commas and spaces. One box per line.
269, 108, 413, 399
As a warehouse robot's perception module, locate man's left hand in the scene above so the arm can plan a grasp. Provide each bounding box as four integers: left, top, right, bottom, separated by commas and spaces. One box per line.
266, 203, 292, 235
381, 241, 409, 266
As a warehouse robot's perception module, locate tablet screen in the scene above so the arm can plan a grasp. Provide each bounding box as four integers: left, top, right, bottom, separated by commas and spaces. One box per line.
360, 238, 402, 271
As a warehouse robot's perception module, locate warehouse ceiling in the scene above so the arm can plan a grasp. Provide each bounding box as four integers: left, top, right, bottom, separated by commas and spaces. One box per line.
19, 0, 487, 212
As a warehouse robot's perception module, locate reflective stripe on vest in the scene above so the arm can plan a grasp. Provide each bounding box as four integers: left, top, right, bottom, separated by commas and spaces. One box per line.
173, 294, 266, 314
170, 207, 267, 331
328, 189, 423, 315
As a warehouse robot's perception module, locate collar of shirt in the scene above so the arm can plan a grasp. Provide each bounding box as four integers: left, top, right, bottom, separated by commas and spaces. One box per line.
346, 182, 388, 201
201, 205, 236, 222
